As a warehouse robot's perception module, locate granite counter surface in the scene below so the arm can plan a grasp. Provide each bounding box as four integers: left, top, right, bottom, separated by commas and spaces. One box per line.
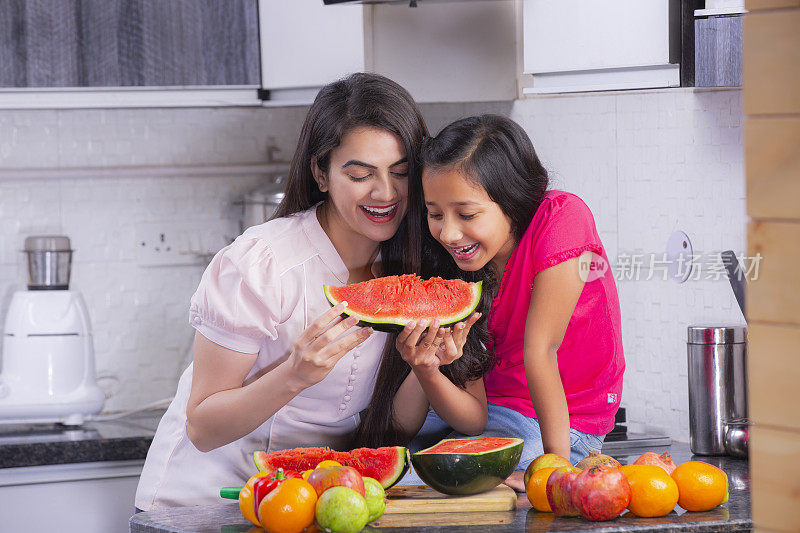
0, 410, 164, 468
130, 443, 751, 532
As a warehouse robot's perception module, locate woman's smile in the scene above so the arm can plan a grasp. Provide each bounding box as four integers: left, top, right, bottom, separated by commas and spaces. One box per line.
360, 202, 399, 223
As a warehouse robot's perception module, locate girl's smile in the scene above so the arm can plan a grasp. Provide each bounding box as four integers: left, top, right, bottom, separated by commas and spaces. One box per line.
423, 166, 516, 273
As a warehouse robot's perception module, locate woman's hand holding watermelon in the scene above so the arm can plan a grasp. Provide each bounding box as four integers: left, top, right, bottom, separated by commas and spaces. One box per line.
436, 312, 481, 365
396, 318, 447, 376
285, 303, 373, 389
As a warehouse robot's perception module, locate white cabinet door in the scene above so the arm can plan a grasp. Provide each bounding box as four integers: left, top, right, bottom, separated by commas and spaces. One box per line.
523, 0, 680, 93
258, 0, 367, 102
0, 461, 143, 533
258, 0, 517, 105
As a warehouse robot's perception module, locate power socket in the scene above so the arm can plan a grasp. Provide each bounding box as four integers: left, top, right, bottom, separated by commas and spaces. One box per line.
135, 222, 198, 267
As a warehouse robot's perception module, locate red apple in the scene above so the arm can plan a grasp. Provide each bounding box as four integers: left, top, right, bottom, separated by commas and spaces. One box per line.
307, 466, 365, 498
545, 466, 582, 517
571, 465, 631, 521
524, 453, 572, 486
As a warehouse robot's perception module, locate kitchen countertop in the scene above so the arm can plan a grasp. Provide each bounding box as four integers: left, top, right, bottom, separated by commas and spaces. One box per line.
0, 410, 163, 468
130, 443, 751, 532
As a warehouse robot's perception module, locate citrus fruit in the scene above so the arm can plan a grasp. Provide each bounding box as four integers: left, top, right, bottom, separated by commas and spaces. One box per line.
257, 477, 317, 533
622, 464, 679, 517
526, 466, 557, 512
671, 461, 728, 512
239, 472, 271, 526
315, 486, 370, 533
316, 459, 342, 469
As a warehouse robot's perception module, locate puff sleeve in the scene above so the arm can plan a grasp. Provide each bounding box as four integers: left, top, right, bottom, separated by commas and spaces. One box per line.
188, 236, 281, 354
529, 192, 604, 277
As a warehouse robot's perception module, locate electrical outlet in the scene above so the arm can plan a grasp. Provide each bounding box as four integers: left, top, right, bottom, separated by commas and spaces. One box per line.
135, 222, 197, 267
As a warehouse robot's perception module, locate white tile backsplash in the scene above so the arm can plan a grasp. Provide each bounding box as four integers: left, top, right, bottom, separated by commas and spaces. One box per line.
0, 89, 745, 442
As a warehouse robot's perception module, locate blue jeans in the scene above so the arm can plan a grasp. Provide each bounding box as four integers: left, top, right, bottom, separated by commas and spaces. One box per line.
408, 403, 604, 474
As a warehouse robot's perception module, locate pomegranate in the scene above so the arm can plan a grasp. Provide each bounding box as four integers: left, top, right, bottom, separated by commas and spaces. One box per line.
571, 465, 631, 521
546, 466, 582, 517
575, 450, 621, 470
633, 451, 677, 475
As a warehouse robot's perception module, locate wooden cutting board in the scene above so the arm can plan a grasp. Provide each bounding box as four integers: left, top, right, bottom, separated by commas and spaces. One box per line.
383, 484, 517, 514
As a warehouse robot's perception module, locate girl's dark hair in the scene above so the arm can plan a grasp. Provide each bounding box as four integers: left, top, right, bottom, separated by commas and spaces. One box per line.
420, 114, 549, 242
272, 73, 433, 448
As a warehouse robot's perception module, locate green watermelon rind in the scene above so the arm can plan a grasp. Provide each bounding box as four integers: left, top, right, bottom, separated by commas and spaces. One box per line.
323, 280, 482, 333
410, 437, 524, 496
252, 446, 409, 489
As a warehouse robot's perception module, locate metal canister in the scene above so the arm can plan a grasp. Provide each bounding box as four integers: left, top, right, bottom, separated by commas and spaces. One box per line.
24, 235, 73, 290
687, 326, 748, 455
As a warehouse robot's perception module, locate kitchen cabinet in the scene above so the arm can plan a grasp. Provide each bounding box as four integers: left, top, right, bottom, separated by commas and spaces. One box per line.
258, 0, 518, 105
0, 0, 261, 108
0, 461, 144, 533
522, 0, 681, 94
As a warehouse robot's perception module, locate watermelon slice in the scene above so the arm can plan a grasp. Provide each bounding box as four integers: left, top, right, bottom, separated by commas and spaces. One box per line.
324, 275, 481, 332
411, 437, 523, 495
253, 446, 409, 489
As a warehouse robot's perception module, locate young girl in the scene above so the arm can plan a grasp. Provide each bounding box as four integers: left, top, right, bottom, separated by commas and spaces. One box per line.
135, 74, 487, 510
416, 114, 625, 491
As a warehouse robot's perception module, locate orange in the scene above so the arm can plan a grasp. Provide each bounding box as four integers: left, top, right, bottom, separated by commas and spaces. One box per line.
526, 466, 557, 512
257, 477, 317, 533
238, 471, 271, 526
315, 460, 342, 469
621, 464, 679, 517
671, 461, 728, 512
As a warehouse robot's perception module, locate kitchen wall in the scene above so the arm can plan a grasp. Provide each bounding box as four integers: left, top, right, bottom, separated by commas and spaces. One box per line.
0, 88, 744, 442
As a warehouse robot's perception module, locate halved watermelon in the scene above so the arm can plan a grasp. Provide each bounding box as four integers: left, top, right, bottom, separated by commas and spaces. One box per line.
253, 446, 409, 489
324, 274, 481, 332
411, 437, 523, 495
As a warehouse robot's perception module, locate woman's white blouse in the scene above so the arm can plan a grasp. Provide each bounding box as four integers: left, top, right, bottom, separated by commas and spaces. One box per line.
135, 206, 388, 510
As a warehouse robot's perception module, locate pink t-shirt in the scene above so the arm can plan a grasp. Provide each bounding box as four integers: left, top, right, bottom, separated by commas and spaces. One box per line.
484, 190, 624, 435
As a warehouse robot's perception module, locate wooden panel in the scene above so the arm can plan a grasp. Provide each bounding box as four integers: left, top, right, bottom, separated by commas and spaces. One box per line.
743, 9, 800, 115
750, 426, 800, 531
695, 15, 742, 87
747, 221, 800, 324
384, 484, 517, 514
0, 0, 259, 88
746, 118, 800, 219
746, 0, 800, 9
373, 511, 518, 528
747, 322, 800, 431
0, 0, 27, 87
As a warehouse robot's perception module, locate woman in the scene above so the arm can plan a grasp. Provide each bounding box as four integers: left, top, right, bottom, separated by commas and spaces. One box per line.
135, 73, 430, 510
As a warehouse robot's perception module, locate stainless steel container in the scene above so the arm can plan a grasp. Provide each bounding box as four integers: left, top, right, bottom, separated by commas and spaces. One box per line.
236, 176, 286, 233
687, 326, 748, 455
24, 235, 73, 290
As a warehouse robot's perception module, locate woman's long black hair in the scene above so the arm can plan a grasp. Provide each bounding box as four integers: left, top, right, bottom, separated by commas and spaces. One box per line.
272, 73, 432, 448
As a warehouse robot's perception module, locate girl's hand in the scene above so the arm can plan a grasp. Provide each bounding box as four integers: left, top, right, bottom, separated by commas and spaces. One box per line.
285, 302, 373, 390
436, 312, 481, 365
396, 319, 445, 378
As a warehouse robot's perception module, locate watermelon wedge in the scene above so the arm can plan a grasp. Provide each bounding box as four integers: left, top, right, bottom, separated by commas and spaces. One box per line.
324, 275, 481, 332
411, 437, 523, 495
253, 446, 409, 489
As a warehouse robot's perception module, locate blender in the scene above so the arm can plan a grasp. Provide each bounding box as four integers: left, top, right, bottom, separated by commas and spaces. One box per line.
0, 236, 105, 425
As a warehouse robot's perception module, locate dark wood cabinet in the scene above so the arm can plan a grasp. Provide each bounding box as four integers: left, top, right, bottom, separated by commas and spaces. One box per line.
0, 0, 259, 88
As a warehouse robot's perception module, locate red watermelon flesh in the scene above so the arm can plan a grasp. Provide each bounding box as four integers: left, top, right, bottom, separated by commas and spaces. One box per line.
417, 437, 521, 454
323, 275, 481, 331
253, 446, 409, 489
